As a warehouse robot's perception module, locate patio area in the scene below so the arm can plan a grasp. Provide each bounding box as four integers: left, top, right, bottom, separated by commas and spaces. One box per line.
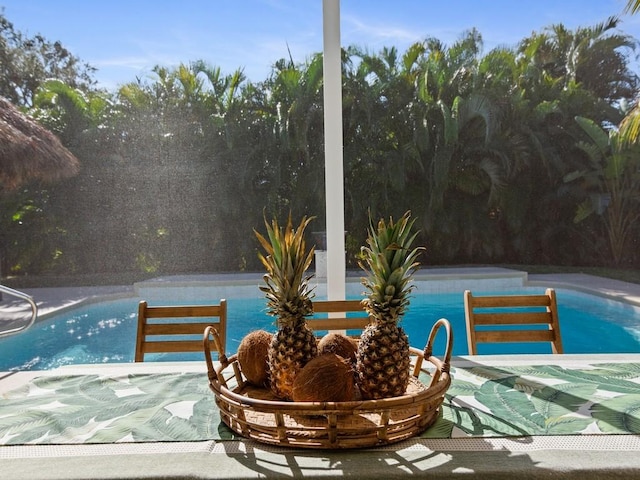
2, 353, 640, 479
2, 268, 640, 478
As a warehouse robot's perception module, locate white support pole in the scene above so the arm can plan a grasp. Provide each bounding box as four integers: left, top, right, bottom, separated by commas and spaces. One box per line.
322, 0, 346, 301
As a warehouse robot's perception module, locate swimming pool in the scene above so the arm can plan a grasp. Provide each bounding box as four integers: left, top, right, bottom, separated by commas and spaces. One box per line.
1, 287, 639, 371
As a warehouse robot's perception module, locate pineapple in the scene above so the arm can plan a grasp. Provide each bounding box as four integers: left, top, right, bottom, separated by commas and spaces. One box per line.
356, 211, 424, 400
254, 213, 318, 400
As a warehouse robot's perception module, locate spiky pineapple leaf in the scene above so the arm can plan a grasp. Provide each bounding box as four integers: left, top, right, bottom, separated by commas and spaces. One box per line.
254, 212, 316, 323
359, 211, 424, 323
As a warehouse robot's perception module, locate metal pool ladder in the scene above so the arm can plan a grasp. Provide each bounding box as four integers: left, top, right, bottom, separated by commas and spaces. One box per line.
0, 284, 38, 338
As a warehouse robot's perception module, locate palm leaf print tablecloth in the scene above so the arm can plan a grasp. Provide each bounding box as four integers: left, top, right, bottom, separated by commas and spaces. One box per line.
1, 362, 640, 445
426, 362, 640, 438
0, 372, 233, 444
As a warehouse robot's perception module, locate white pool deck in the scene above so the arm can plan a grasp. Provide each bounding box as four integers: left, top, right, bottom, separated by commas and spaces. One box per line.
2, 267, 640, 479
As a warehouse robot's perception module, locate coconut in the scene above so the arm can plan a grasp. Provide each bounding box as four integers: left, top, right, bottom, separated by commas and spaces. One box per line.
237, 330, 272, 387
292, 353, 355, 402
317, 332, 357, 364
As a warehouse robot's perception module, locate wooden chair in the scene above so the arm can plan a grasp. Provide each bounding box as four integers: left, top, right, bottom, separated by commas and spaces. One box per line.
464, 288, 563, 355
307, 299, 371, 338
135, 300, 227, 362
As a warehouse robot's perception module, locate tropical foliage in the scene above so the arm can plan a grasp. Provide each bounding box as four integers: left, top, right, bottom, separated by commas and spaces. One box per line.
566, 116, 640, 266
627, 0, 640, 14
0, 14, 95, 107
1, 10, 640, 278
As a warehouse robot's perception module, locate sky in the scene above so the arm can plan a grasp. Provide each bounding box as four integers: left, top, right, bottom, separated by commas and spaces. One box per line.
1, 0, 639, 91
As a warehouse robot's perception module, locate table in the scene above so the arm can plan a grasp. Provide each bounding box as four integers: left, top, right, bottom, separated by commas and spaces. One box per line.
2, 354, 640, 479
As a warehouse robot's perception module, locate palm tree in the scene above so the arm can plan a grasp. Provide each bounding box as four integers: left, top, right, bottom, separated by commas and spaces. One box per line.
501, 18, 640, 264
411, 30, 523, 262
517, 17, 637, 108
7, 82, 116, 275
342, 42, 425, 232
31, 79, 113, 147
618, 106, 640, 147
263, 53, 325, 219
625, 0, 640, 14
565, 116, 640, 266
112, 63, 253, 272
619, 0, 640, 145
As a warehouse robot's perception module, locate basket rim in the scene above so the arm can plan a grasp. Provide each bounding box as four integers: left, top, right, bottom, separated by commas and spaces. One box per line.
205, 317, 453, 412
209, 354, 450, 413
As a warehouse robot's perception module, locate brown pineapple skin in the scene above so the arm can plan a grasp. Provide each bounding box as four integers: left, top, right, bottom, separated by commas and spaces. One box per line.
356, 323, 410, 400
268, 322, 318, 400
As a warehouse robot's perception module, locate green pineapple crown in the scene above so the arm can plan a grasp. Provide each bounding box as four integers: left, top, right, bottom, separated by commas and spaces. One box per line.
254, 213, 316, 326
359, 210, 424, 323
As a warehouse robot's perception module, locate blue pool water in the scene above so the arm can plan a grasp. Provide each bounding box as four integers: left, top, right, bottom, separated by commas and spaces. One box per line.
1, 288, 639, 371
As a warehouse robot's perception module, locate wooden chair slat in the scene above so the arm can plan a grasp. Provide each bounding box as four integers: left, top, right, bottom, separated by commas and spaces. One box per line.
464, 288, 563, 355
143, 323, 213, 335
475, 330, 556, 344
143, 305, 224, 318
312, 299, 366, 314
308, 299, 372, 337
472, 312, 554, 326
469, 295, 551, 308
307, 317, 371, 332
142, 341, 214, 353
135, 300, 227, 362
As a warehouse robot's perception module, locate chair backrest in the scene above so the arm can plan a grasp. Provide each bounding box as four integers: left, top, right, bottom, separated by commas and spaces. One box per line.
307, 299, 371, 338
135, 300, 227, 362
464, 288, 563, 355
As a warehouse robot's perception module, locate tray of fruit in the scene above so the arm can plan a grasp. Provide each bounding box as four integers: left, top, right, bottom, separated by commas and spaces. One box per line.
203, 318, 452, 450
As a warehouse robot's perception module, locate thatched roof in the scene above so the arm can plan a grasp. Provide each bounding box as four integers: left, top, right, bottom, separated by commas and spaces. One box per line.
0, 96, 79, 190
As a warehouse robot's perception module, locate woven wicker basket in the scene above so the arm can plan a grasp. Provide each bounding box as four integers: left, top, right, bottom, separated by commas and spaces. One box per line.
204, 318, 452, 449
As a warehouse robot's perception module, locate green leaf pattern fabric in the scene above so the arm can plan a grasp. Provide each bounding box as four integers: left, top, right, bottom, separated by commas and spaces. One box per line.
0, 373, 235, 444
1, 363, 640, 445
425, 362, 640, 438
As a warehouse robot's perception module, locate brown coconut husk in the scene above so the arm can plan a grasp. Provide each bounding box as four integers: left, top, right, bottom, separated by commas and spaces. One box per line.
292, 353, 355, 402
317, 332, 357, 364
237, 330, 272, 387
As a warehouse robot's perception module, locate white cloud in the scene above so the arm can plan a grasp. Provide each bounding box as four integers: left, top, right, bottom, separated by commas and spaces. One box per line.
342, 13, 421, 43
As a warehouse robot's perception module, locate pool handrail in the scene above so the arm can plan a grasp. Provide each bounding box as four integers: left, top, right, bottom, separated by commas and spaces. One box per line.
0, 284, 38, 338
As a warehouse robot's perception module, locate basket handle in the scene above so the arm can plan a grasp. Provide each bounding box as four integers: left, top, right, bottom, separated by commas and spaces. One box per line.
414, 318, 453, 386
203, 325, 227, 383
